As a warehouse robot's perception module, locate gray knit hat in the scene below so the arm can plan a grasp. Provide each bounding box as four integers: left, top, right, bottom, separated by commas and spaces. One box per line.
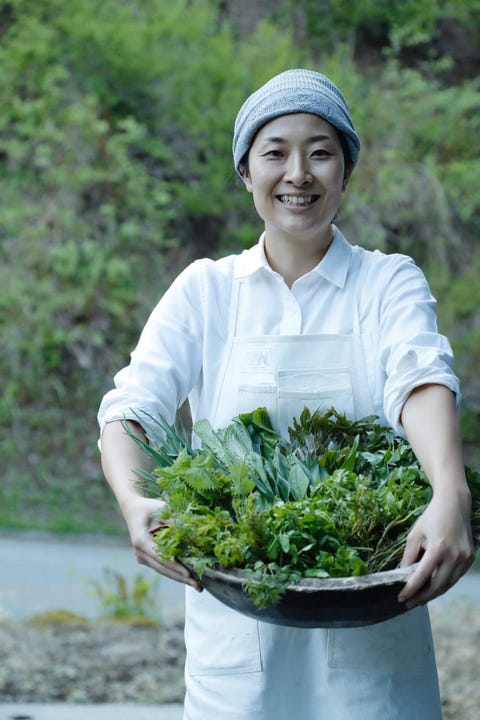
233, 68, 360, 175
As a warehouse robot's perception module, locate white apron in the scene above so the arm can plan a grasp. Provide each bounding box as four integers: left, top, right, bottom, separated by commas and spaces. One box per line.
183, 257, 442, 720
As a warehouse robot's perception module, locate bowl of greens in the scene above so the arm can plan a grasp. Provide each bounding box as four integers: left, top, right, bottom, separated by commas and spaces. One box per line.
132, 406, 480, 628
185, 562, 418, 628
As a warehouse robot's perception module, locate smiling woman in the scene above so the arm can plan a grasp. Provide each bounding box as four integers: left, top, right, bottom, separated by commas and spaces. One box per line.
98, 68, 473, 720
241, 113, 348, 285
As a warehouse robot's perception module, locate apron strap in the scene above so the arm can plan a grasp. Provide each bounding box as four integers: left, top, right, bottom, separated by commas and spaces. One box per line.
352, 252, 376, 419
226, 264, 242, 339
352, 251, 370, 337
209, 259, 243, 427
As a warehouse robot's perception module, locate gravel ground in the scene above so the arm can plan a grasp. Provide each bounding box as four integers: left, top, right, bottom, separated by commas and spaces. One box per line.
0, 617, 186, 705
430, 602, 480, 720
0, 603, 478, 718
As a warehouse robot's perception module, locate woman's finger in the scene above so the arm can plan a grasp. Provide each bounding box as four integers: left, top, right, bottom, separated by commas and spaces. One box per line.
134, 533, 203, 591
398, 551, 436, 604
399, 543, 473, 607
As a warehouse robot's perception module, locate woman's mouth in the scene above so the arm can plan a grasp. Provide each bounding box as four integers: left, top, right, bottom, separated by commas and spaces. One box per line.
278, 194, 318, 207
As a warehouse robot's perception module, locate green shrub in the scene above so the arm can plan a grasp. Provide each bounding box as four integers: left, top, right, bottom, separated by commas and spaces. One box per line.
0, 0, 479, 532
276, 0, 480, 54
0, 0, 303, 531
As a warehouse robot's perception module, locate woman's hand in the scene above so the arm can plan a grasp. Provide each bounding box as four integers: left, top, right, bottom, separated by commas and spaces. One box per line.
398, 486, 474, 608
123, 494, 203, 591
397, 384, 476, 607
100, 419, 202, 591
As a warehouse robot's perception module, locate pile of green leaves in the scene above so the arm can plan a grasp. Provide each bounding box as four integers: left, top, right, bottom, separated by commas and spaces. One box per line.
131, 407, 480, 609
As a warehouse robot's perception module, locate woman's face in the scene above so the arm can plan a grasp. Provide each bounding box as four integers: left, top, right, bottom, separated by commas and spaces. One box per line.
242, 113, 349, 249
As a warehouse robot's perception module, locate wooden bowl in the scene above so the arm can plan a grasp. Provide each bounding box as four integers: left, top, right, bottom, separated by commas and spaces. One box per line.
190, 564, 417, 628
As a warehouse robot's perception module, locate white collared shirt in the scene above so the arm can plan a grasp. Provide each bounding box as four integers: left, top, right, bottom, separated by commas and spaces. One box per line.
98, 227, 459, 436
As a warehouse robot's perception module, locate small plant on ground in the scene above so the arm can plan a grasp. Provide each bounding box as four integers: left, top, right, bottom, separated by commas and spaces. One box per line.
90, 568, 162, 625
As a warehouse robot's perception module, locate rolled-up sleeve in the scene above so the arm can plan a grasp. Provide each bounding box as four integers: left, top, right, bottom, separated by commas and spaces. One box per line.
97, 261, 206, 438
378, 255, 460, 434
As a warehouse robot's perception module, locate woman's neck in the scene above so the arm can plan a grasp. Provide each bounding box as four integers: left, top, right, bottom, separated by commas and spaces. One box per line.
263, 226, 334, 288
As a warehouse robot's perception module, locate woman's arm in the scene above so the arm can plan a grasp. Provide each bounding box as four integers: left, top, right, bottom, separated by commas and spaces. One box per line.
398, 383, 474, 607
101, 419, 202, 590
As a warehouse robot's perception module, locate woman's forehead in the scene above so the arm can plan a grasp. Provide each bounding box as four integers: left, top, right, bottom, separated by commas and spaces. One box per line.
253, 113, 341, 145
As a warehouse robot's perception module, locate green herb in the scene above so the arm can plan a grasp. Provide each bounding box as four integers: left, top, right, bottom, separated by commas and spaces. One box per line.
127, 407, 480, 609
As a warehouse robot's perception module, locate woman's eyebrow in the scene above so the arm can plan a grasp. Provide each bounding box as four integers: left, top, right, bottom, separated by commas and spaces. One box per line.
261, 136, 287, 144
261, 133, 333, 144
308, 134, 331, 143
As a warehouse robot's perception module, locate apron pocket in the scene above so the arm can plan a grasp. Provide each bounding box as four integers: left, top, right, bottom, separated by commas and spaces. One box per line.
327, 607, 433, 675
276, 369, 354, 437
237, 382, 276, 418
185, 589, 262, 677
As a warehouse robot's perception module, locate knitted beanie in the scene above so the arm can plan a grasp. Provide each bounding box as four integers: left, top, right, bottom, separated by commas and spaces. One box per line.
232, 68, 360, 175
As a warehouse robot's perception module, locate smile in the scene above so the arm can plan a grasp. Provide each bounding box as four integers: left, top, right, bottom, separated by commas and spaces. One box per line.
278, 195, 318, 206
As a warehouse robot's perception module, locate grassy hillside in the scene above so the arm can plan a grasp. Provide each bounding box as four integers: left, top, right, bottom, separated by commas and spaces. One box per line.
1, 0, 479, 533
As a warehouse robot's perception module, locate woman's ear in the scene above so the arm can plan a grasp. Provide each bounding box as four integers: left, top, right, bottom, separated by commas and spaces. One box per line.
342, 169, 352, 192
243, 171, 253, 193
238, 161, 253, 193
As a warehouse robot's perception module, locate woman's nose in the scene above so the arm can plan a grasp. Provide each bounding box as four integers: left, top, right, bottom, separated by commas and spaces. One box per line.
284, 154, 312, 184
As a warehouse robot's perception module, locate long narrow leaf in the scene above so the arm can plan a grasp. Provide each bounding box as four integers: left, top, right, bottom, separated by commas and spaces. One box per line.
193, 418, 231, 467
122, 420, 175, 467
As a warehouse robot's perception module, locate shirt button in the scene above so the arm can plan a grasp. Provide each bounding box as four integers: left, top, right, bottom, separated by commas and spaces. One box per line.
283, 301, 302, 333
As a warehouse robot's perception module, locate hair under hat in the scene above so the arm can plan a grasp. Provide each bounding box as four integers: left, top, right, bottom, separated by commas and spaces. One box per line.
232, 68, 360, 176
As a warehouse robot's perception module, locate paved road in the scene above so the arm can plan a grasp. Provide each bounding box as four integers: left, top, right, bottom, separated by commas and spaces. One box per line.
0, 703, 183, 720
0, 530, 185, 623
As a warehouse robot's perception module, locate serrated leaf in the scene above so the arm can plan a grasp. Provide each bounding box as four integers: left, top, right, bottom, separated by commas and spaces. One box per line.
229, 463, 255, 497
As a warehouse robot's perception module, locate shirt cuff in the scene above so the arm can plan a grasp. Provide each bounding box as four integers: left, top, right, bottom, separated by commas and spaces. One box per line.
383, 339, 460, 435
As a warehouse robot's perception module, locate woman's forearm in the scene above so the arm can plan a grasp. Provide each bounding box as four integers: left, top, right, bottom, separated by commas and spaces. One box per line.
398, 383, 474, 606
400, 383, 470, 498
101, 419, 150, 510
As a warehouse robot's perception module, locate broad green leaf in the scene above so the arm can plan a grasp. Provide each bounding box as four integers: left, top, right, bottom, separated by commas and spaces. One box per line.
288, 463, 310, 501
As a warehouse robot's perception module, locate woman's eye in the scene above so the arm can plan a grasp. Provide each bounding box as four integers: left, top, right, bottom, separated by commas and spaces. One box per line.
264, 150, 283, 158
311, 149, 331, 158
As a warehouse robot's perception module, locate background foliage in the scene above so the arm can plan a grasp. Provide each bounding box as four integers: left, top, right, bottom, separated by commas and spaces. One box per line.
1, 0, 479, 533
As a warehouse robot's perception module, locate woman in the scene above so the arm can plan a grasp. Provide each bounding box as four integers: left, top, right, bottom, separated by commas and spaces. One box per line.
98, 69, 474, 719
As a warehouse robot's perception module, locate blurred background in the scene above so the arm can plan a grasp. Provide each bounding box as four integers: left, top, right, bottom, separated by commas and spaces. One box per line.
1, 0, 479, 535
1, 2, 479, 716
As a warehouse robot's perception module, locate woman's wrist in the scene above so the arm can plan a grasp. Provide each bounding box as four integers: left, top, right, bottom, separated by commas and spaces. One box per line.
431, 480, 472, 514
429, 466, 471, 496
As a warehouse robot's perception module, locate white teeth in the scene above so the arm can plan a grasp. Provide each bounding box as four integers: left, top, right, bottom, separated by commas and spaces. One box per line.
279, 195, 315, 206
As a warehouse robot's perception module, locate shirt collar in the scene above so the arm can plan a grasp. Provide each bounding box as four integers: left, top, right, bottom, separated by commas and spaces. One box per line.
234, 233, 268, 278
312, 225, 353, 288
234, 225, 353, 288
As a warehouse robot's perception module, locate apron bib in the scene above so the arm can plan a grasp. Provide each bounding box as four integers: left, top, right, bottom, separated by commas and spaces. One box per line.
183, 256, 442, 720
